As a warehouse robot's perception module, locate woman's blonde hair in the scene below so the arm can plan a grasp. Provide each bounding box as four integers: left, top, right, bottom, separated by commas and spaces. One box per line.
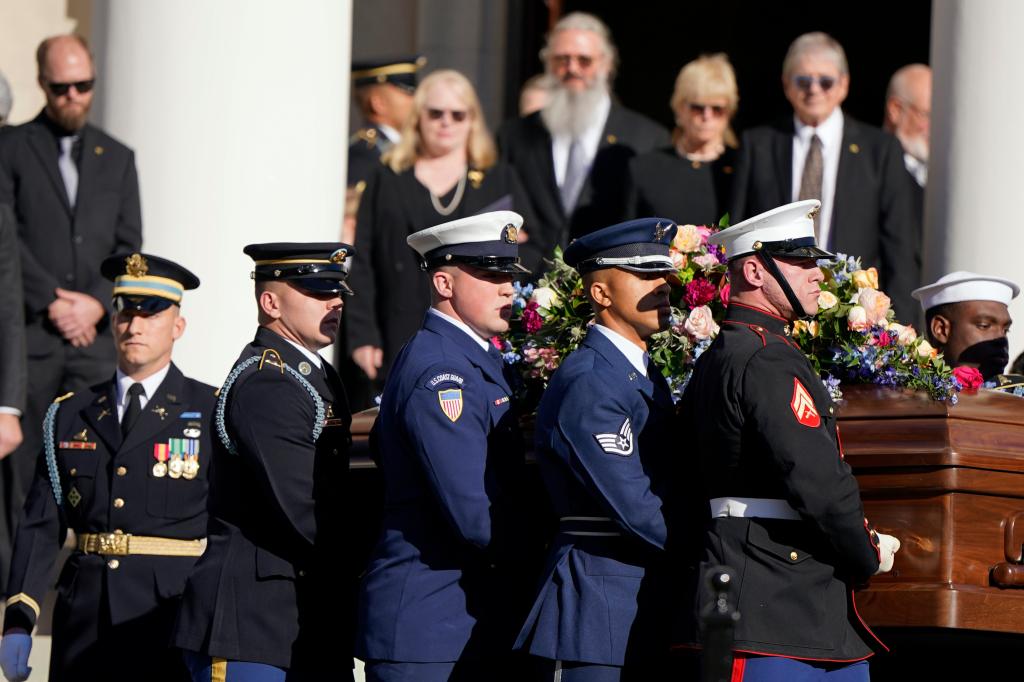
669, 53, 740, 148
384, 69, 497, 173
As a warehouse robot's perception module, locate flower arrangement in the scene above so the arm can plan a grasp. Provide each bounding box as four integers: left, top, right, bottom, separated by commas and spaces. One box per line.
497, 230, 966, 405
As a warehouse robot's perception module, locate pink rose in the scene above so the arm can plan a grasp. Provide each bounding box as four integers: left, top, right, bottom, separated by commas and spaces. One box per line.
847, 305, 870, 332
693, 253, 719, 270
953, 366, 983, 390
684, 305, 719, 340
670, 249, 688, 269
719, 282, 730, 307
856, 288, 891, 325
673, 224, 703, 253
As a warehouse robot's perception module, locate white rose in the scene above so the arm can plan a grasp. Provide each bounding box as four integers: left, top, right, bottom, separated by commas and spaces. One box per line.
530, 286, 559, 310
684, 305, 719, 340
847, 305, 870, 332
817, 291, 838, 310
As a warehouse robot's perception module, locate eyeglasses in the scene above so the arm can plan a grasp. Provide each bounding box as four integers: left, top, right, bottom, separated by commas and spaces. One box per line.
425, 108, 469, 123
550, 54, 596, 69
791, 75, 837, 92
688, 103, 728, 117
45, 79, 96, 96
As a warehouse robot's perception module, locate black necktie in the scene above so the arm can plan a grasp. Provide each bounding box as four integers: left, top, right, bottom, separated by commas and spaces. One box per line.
122, 383, 145, 436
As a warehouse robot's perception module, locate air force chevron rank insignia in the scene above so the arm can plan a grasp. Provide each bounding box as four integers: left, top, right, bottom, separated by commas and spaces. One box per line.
791, 378, 821, 428
594, 418, 634, 456
438, 389, 464, 422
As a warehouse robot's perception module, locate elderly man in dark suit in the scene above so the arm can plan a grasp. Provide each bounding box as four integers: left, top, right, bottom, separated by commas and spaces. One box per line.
0, 34, 142, 594
498, 12, 668, 265
730, 32, 919, 322
0, 203, 26, 462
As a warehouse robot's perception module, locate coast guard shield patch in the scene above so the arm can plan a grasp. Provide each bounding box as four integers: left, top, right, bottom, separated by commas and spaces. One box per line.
438, 389, 464, 422
790, 378, 821, 428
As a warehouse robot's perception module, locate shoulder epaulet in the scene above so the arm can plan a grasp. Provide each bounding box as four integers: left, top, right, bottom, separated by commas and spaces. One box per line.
350, 128, 378, 148
43, 393, 75, 507
215, 353, 326, 455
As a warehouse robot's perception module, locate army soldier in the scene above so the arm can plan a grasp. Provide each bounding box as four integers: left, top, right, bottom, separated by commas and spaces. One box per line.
0, 253, 212, 682
912, 271, 1022, 391
356, 211, 534, 681
174, 243, 354, 681
514, 218, 679, 681
682, 200, 900, 681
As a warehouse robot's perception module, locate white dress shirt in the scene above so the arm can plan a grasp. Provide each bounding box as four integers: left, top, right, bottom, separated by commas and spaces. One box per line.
791, 107, 844, 249
378, 123, 400, 145
593, 324, 648, 375
552, 93, 612, 187
282, 338, 324, 370
428, 308, 490, 351
903, 153, 927, 187
116, 364, 171, 423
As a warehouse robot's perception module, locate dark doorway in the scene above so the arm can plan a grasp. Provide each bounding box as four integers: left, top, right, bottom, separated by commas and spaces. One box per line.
506, 0, 931, 132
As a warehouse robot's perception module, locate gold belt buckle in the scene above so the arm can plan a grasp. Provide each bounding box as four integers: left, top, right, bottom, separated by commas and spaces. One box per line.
94, 532, 129, 556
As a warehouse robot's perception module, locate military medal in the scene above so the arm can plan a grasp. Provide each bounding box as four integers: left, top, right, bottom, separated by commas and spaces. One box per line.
298, 361, 312, 376
152, 443, 169, 477
182, 439, 200, 480
168, 438, 184, 479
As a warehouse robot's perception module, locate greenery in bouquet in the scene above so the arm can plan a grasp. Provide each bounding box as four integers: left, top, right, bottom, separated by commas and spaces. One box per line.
791, 254, 962, 402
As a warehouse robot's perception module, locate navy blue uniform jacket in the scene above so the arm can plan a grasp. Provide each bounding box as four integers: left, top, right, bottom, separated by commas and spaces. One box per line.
356, 312, 532, 663
515, 327, 675, 666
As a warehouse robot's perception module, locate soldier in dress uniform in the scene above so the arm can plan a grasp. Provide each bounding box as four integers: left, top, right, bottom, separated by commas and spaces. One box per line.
356, 211, 536, 682
173, 243, 354, 682
681, 200, 901, 682
912, 271, 1023, 392
514, 218, 680, 681
0, 253, 212, 682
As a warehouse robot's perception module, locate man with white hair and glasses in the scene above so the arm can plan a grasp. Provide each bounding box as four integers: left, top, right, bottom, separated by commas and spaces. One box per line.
729, 31, 920, 323
498, 12, 668, 262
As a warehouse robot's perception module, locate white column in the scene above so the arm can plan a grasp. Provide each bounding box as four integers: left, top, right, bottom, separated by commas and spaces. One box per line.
927, 0, 1024, 363
92, 0, 352, 384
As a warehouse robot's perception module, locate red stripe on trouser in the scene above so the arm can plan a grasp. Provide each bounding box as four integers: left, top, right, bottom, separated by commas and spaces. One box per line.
731, 655, 747, 682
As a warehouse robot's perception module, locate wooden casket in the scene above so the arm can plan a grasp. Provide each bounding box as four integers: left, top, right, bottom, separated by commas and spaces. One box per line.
840, 385, 1024, 634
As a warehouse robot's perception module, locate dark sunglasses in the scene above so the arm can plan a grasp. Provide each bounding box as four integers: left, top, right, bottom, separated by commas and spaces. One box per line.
426, 108, 468, 123
550, 54, 595, 69
688, 103, 728, 117
45, 79, 95, 96
792, 75, 836, 92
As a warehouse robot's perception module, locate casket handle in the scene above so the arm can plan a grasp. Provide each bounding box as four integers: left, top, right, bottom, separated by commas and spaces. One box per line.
991, 512, 1024, 587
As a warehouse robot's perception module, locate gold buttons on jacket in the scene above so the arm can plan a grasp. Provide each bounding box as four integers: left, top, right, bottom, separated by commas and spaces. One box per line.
108, 559, 120, 569
69, 468, 77, 476
113, 498, 125, 509
790, 551, 799, 561
116, 466, 128, 476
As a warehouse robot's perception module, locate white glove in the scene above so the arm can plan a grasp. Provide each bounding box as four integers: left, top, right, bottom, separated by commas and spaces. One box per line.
0, 632, 32, 682
874, 532, 901, 574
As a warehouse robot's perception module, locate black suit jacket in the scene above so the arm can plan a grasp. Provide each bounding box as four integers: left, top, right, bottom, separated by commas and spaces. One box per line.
4, 364, 215, 679
497, 103, 670, 259
730, 115, 920, 320
0, 203, 25, 411
0, 111, 142, 354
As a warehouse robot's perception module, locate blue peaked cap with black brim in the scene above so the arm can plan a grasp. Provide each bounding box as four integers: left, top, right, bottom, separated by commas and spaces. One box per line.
563, 217, 678, 275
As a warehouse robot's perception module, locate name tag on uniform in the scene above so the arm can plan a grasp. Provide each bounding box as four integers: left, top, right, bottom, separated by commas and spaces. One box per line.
59, 441, 97, 450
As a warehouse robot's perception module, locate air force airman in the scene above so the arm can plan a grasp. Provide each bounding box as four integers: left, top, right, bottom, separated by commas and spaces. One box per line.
0, 253, 212, 682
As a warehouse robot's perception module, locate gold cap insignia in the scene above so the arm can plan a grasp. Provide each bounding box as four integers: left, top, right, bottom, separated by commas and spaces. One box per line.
753, 240, 763, 250
806, 205, 821, 220
330, 248, 348, 264
125, 253, 148, 277
503, 224, 518, 244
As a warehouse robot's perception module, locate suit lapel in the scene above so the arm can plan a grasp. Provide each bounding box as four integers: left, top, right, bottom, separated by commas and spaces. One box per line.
121, 365, 187, 452
81, 382, 120, 452
75, 126, 101, 219
25, 118, 73, 215
583, 328, 655, 401
773, 119, 794, 204
832, 117, 860, 248
526, 113, 563, 221
423, 313, 511, 394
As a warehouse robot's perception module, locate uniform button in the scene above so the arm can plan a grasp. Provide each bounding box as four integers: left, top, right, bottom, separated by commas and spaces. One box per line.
116, 466, 127, 476
332, 449, 338, 456
73, 235, 83, 244
298, 569, 306, 577
69, 467, 77, 476
790, 551, 799, 561
113, 498, 125, 509
829, 406, 835, 415
108, 559, 120, 569
64, 273, 74, 282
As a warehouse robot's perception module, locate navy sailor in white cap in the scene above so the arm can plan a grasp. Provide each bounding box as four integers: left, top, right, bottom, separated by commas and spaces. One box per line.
912, 271, 1021, 388
356, 211, 537, 681
681, 199, 899, 682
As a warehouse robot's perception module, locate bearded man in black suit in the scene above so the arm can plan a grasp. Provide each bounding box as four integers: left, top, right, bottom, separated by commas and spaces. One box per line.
0, 34, 142, 593
498, 12, 669, 267
730, 32, 919, 322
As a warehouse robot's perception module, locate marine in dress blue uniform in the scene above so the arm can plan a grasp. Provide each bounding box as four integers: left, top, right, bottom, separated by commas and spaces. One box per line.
356, 211, 536, 682
514, 218, 679, 681
681, 201, 901, 682
0, 253, 212, 682
173, 244, 354, 682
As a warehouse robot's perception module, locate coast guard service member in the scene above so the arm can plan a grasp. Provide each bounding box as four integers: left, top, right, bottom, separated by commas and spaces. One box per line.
681, 200, 900, 681
514, 218, 678, 681
0, 253, 212, 682
174, 244, 354, 681
356, 211, 535, 681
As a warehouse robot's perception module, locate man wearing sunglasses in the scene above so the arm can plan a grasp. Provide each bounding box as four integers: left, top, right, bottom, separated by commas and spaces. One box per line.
0, 34, 142, 598
730, 31, 919, 326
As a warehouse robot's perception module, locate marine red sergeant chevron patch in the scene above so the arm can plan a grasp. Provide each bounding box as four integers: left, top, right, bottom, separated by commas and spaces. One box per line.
790, 377, 821, 428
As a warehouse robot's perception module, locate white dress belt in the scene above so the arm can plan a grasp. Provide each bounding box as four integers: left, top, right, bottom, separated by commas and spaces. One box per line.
709, 497, 801, 521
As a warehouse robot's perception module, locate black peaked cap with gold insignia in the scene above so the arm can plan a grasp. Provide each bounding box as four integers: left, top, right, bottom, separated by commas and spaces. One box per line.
244, 242, 356, 295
